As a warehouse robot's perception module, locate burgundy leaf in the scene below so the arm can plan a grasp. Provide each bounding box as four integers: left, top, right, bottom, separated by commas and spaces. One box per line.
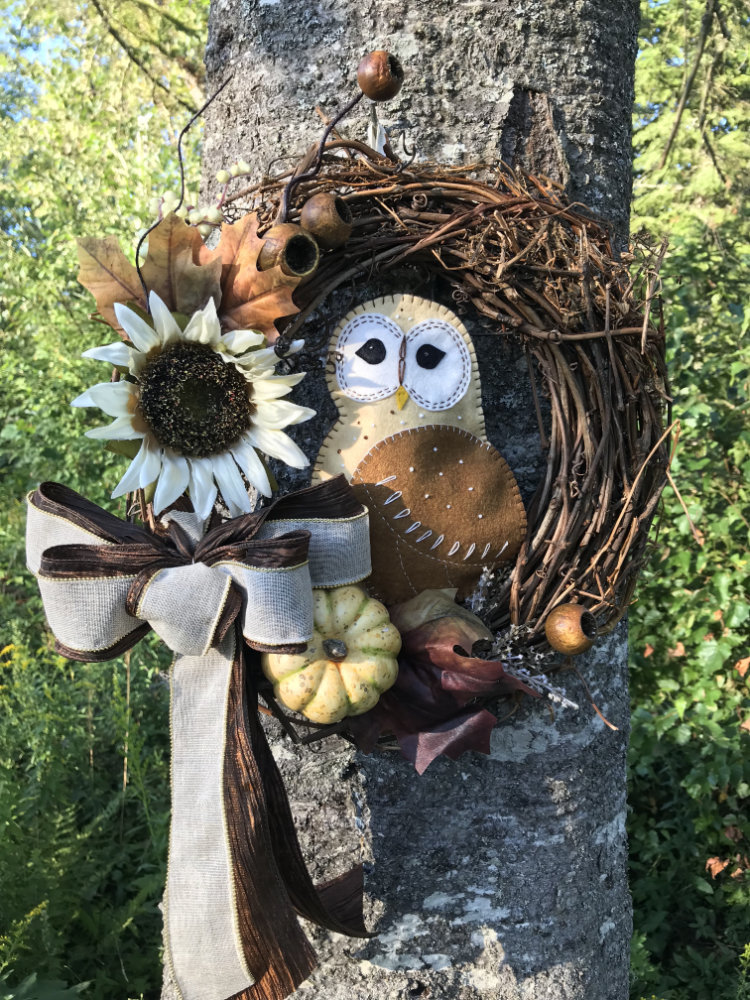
348, 614, 538, 771
398, 709, 499, 775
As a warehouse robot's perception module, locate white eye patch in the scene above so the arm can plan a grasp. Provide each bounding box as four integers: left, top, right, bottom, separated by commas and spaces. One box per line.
334, 313, 403, 402
403, 319, 472, 410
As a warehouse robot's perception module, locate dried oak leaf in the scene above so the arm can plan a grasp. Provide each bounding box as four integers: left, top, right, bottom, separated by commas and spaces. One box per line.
706, 856, 731, 879
349, 615, 537, 774
77, 236, 144, 334
77, 214, 221, 336
200, 214, 301, 342
140, 214, 222, 317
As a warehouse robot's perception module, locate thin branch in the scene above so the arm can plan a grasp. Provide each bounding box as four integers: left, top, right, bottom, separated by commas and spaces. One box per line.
697, 39, 729, 184
658, 0, 717, 170
90, 0, 196, 113
666, 469, 705, 546
127, 0, 203, 36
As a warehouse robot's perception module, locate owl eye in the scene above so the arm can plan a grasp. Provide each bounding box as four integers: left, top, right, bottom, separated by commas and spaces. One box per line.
404, 319, 472, 411
415, 344, 446, 370
356, 338, 387, 365
334, 313, 402, 402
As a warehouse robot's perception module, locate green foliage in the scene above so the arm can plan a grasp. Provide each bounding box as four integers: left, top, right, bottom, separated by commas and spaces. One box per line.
0, 1, 207, 996
629, 1, 750, 997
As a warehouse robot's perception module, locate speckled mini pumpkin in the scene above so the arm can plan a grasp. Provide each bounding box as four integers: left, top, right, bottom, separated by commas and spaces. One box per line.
261, 585, 401, 724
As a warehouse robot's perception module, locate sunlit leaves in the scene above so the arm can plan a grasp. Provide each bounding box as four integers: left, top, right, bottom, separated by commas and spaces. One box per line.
629, 2, 750, 997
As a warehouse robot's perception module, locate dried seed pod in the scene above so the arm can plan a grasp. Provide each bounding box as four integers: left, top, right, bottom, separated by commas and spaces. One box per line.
300, 193, 353, 249
258, 223, 320, 278
544, 604, 598, 656
357, 50, 404, 102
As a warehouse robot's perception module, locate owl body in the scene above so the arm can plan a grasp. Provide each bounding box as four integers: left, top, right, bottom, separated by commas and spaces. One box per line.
314, 294, 526, 603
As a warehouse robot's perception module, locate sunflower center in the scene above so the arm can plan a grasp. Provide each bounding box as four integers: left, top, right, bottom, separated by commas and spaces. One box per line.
138, 342, 255, 457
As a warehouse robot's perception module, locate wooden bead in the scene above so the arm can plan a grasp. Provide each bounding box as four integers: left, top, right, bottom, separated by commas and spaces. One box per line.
357, 50, 404, 102
300, 193, 353, 249
544, 604, 597, 656
257, 223, 320, 277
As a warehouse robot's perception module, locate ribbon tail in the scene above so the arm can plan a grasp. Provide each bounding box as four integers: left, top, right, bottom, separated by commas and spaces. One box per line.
242, 646, 372, 939
222, 629, 318, 1000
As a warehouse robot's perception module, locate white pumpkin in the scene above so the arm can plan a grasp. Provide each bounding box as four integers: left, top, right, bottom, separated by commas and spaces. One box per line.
261, 585, 401, 724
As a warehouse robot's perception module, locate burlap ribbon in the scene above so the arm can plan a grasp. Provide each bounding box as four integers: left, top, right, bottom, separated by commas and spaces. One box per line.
26, 477, 373, 1000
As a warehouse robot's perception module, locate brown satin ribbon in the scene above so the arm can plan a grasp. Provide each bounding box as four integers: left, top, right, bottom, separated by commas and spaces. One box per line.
27, 478, 372, 1000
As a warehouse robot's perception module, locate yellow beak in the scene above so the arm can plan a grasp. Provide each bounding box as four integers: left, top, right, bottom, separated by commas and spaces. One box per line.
395, 385, 410, 410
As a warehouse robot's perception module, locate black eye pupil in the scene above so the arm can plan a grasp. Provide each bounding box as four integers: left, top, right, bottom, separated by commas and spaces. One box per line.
355, 338, 387, 365
416, 344, 446, 369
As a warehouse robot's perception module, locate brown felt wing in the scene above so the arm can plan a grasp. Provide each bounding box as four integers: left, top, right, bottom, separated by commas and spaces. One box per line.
351, 425, 527, 604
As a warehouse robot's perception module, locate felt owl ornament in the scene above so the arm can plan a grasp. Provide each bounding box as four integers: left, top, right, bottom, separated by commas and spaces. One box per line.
313, 294, 527, 603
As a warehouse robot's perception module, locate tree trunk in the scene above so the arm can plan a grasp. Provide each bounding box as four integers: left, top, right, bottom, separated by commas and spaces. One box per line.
163, 3, 639, 998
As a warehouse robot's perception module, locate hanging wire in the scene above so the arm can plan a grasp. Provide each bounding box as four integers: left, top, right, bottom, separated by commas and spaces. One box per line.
134, 74, 234, 311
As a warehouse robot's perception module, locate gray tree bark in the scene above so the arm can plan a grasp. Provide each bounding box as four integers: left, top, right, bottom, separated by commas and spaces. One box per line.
164, 3, 639, 998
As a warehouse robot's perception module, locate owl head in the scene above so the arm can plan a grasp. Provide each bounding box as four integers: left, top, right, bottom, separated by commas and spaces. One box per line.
315, 294, 486, 480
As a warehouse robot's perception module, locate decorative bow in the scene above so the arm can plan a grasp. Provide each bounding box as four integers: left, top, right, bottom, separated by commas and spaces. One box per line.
26, 478, 373, 1000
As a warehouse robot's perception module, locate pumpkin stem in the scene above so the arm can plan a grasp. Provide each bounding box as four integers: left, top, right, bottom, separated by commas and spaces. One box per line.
322, 638, 348, 661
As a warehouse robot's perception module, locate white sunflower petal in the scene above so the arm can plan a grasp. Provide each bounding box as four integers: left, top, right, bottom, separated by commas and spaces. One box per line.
286, 339, 305, 355
237, 346, 278, 372
247, 426, 309, 469
254, 400, 316, 429
219, 329, 266, 354
71, 381, 134, 417
149, 291, 182, 347
82, 342, 132, 367
212, 452, 252, 516
231, 435, 271, 497
182, 296, 221, 346
153, 452, 190, 514
188, 458, 219, 520
112, 438, 163, 498
251, 373, 305, 400
85, 416, 144, 441
114, 302, 160, 353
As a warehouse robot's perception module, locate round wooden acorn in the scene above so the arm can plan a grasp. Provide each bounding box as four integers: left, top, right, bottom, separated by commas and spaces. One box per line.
544, 604, 598, 656
258, 223, 320, 278
357, 50, 404, 102
300, 193, 353, 249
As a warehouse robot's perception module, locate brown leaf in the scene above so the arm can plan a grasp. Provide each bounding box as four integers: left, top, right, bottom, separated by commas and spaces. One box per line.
734, 657, 750, 678
77, 236, 145, 334
740, 718, 750, 733
644, 643, 654, 658
202, 214, 301, 342
140, 214, 221, 316
706, 856, 730, 879
668, 641, 686, 658
724, 826, 743, 843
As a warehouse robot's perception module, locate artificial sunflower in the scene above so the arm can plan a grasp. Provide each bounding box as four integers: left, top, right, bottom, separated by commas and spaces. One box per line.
72, 292, 315, 518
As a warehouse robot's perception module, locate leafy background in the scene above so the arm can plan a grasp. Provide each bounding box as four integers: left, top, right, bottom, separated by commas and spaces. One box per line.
0, 0, 748, 997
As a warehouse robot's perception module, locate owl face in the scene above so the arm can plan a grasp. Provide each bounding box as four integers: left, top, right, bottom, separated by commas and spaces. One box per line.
315, 295, 486, 482
335, 311, 472, 411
